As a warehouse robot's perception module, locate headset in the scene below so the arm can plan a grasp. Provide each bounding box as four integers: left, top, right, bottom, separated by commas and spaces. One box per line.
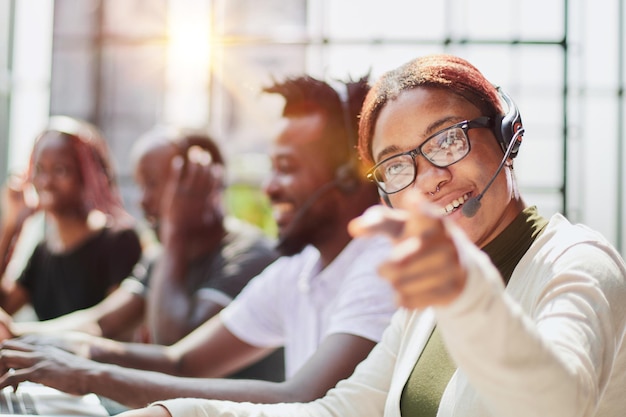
493, 86, 524, 160
379, 86, 524, 211
274, 79, 361, 253
328, 80, 360, 194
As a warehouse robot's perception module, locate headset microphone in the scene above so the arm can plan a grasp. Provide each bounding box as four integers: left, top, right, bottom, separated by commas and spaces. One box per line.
276, 78, 361, 253
460, 193, 481, 218
461, 127, 524, 218
275, 179, 340, 253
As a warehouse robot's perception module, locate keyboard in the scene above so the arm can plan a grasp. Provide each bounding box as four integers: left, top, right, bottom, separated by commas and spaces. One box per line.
0, 390, 37, 415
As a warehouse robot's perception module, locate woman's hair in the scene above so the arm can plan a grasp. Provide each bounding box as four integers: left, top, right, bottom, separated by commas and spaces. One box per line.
358, 54, 504, 165
28, 115, 131, 225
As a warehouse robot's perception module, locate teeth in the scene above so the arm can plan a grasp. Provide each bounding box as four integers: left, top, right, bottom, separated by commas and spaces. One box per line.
438, 193, 470, 216
271, 203, 294, 223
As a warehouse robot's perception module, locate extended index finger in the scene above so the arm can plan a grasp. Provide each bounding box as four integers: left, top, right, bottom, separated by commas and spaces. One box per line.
349, 191, 445, 241
400, 191, 446, 240
348, 205, 408, 241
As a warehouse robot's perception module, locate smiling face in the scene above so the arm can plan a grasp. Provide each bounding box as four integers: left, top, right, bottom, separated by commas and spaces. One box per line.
371, 87, 525, 247
264, 111, 342, 255
31, 132, 85, 217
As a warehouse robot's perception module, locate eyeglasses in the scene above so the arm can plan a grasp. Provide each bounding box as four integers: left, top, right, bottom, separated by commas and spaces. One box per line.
366, 117, 493, 194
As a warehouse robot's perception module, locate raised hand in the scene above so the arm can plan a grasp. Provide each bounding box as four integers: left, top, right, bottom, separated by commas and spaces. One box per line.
348, 192, 467, 309
159, 148, 222, 245
1, 175, 37, 231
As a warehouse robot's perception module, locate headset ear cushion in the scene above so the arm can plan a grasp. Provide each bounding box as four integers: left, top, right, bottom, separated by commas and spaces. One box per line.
493, 115, 506, 153
494, 88, 523, 159
335, 163, 359, 193
498, 117, 523, 159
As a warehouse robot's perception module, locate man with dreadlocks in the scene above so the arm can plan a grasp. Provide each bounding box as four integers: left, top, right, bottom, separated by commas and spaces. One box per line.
0, 75, 396, 408
123, 53, 626, 417
0, 116, 141, 321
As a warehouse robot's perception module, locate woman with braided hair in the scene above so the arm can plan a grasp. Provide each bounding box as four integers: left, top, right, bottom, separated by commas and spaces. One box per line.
0, 115, 141, 321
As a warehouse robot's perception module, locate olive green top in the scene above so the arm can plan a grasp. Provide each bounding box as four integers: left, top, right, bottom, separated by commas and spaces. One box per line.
399, 206, 548, 417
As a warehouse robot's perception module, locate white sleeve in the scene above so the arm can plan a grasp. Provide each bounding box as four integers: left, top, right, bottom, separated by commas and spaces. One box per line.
434, 222, 626, 417
154, 398, 312, 417
219, 254, 297, 347
154, 310, 408, 417
324, 238, 397, 343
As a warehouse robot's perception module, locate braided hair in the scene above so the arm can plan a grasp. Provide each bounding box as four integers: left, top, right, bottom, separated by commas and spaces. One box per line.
28, 116, 132, 226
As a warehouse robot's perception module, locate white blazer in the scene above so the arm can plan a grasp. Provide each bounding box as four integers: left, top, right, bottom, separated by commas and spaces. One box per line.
158, 214, 626, 417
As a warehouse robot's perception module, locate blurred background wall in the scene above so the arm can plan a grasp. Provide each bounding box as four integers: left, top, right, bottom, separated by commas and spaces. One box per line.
0, 0, 624, 256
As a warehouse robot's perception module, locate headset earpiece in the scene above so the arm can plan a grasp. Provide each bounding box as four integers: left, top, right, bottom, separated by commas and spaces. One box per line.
335, 162, 359, 193
493, 87, 524, 159
329, 80, 360, 194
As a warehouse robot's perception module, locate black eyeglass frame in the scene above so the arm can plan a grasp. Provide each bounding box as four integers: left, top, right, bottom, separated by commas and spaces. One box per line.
366, 116, 493, 194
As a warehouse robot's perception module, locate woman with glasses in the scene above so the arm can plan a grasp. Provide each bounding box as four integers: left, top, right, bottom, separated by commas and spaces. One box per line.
119, 54, 626, 417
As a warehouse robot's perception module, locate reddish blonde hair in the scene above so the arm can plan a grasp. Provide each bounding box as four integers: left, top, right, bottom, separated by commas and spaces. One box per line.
358, 54, 504, 165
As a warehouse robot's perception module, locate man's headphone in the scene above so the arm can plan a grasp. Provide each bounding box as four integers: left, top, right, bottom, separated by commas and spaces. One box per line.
329, 81, 360, 194
378, 86, 524, 208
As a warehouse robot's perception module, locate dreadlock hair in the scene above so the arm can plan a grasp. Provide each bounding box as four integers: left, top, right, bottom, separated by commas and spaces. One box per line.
28, 115, 132, 226
263, 74, 371, 170
358, 54, 504, 165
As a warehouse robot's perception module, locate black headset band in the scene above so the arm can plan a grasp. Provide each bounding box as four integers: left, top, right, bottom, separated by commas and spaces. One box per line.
329, 80, 359, 193
493, 86, 524, 159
